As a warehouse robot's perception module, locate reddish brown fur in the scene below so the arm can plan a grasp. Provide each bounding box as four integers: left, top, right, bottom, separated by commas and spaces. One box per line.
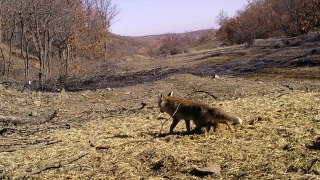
158, 92, 242, 134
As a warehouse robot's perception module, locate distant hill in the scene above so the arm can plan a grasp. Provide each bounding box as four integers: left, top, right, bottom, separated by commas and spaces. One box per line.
107, 29, 216, 58
132, 29, 216, 44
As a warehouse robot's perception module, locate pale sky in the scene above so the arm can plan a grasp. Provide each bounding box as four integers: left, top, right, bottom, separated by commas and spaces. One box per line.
110, 0, 249, 37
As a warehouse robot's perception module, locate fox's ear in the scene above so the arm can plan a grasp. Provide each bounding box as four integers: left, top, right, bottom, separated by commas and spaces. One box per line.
159, 93, 164, 100
168, 91, 173, 96
159, 93, 163, 100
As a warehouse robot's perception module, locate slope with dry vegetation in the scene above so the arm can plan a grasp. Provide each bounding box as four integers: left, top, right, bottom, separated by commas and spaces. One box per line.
216, 0, 320, 45
1, 33, 320, 179
1, 0, 320, 178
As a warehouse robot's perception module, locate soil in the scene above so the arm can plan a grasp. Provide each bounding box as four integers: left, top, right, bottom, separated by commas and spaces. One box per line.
0, 39, 320, 179
68, 43, 320, 91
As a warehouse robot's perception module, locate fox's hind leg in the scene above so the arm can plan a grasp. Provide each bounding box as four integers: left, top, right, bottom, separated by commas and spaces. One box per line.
184, 119, 191, 132
170, 116, 180, 134
211, 123, 218, 132
224, 122, 234, 132
206, 124, 213, 134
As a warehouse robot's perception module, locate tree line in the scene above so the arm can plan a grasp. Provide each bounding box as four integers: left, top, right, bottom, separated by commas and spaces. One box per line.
216, 0, 320, 45
0, 0, 118, 90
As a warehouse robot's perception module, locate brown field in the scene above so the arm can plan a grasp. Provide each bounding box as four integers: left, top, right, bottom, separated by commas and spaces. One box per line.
1, 38, 320, 179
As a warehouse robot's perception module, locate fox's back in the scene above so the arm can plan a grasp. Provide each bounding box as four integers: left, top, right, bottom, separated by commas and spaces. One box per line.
159, 96, 212, 123
159, 95, 242, 124
158, 91, 242, 133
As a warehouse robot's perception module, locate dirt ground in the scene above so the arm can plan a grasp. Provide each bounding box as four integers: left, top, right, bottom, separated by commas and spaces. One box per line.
1, 40, 320, 179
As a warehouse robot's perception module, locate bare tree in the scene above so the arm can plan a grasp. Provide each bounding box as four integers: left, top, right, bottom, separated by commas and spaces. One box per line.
0, 0, 5, 44
15, 0, 33, 80
0, 0, 119, 90
81, 0, 119, 60
91, 0, 119, 60
159, 33, 182, 55
216, 0, 320, 44
0, 0, 16, 77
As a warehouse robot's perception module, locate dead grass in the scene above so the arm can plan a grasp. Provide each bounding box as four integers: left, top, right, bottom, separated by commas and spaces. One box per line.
0, 72, 319, 179
1, 39, 320, 179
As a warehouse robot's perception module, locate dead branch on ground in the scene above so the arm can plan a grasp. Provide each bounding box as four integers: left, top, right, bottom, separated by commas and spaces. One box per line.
126, 102, 147, 113
0, 110, 59, 126
0, 115, 36, 126
0, 139, 61, 153
188, 90, 218, 100
0, 124, 70, 136
282, 84, 294, 91
16, 150, 89, 179
90, 138, 156, 150
89, 140, 111, 150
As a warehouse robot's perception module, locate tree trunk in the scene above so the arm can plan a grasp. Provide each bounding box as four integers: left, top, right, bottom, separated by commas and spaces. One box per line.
20, 18, 30, 80
47, 32, 53, 76
0, 46, 5, 76
65, 46, 69, 76
33, 26, 45, 91
7, 29, 13, 75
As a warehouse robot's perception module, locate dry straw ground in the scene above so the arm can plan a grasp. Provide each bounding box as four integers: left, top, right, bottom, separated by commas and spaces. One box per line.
1, 39, 320, 179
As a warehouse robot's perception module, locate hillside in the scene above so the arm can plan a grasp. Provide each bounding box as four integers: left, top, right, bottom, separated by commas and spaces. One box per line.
1, 33, 320, 179
107, 29, 215, 58
132, 29, 215, 43
51, 33, 320, 91
0, 29, 215, 88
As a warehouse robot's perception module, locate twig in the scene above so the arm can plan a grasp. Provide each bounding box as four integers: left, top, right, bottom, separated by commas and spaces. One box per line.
305, 86, 310, 92
282, 84, 294, 91
305, 158, 319, 173
188, 90, 218, 100
0, 110, 59, 126
275, 93, 290, 99
0, 124, 69, 136
90, 138, 155, 150
0, 139, 60, 152
26, 163, 62, 176
89, 140, 111, 150
126, 102, 148, 113
0, 115, 35, 126
0, 135, 50, 143
16, 150, 89, 179
41, 110, 59, 123
0, 140, 61, 153
64, 150, 89, 164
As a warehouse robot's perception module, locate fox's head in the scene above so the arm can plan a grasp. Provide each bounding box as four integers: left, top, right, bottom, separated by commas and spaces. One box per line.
158, 91, 173, 113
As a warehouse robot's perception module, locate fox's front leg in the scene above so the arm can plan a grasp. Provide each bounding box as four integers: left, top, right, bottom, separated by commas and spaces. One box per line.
184, 119, 191, 132
212, 123, 218, 132
170, 116, 180, 134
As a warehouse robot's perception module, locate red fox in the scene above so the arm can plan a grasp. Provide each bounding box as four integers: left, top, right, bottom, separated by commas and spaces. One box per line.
158, 91, 242, 134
